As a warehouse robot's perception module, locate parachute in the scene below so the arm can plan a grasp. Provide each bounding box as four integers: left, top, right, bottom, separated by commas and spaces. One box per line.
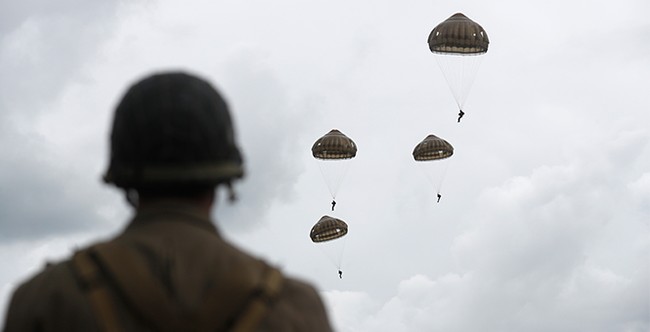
413, 134, 454, 201
312, 129, 357, 210
310, 215, 348, 243
310, 215, 348, 276
428, 13, 489, 55
412, 134, 454, 161
428, 13, 489, 119
312, 129, 357, 160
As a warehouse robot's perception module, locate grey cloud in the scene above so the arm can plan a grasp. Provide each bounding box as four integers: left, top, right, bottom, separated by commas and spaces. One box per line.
321, 130, 649, 332
0, 1, 124, 241
0, 0, 120, 117
0, 0, 117, 34
0, 127, 119, 241
2, 1, 649, 330
213, 47, 324, 230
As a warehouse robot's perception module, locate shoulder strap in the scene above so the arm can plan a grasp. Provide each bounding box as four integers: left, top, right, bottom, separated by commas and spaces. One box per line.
71, 249, 123, 332
230, 266, 284, 332
92, 242, 183, 332
73, 242, 284, 332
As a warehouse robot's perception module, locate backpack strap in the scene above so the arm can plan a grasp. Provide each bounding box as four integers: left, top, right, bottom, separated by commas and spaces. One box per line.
230, 266, 284, 332
71, 249, 123, 332
73, 241, 284, 332
91, 242, 183, 332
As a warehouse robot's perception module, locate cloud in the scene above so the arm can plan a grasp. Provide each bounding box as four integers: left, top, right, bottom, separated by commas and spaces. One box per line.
0, 0, 128, 240
0, 1, 323, 238
329, 263, 647, 332
1, 1, 649, 331
321, 129, 649, 332
213, 46, 325, 230
0, 117, 122, 240
322, 290, 379, 332
0, 0, 117, 33
0, 0, 120, 117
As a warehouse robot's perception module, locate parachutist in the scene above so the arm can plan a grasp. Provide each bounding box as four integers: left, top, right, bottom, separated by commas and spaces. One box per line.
429, 13, 488, 126
437, 193, 442, 203
457, 110, 465, 123
338, 270, 343, 279
312, 129, 357, 205
331, 200, 336, 211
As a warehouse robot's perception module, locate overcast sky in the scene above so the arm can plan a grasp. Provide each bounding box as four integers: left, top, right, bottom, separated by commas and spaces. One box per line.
1, 0, 649, 331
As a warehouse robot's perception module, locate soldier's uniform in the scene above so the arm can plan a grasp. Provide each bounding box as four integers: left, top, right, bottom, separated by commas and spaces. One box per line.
3, 72, 334, 331
4, 203, 333, 331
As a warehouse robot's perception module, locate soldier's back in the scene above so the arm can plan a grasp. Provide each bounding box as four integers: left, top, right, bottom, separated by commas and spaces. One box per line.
4, 203, 333, 332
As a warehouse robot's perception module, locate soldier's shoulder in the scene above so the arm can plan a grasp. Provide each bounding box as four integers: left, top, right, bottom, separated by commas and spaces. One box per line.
280, 275, 324, 302
260, 272, 334, 331
4, 254, 95, 331
9, 256, 78, 301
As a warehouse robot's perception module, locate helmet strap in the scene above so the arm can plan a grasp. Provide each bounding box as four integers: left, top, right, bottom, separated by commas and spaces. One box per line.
125, 189, 139, 208
226, 182, 238, 203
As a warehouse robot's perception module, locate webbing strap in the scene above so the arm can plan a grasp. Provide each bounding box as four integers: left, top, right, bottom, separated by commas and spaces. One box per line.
231, 267, 284, 332
82, 242, 284, 332
71, 250, 123, 332
92, 242, 183, 332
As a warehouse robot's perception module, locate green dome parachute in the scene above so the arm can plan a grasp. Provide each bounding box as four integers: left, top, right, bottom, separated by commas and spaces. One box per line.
413, 134, 454, 202
428, 13, 489, 119
412, 134, 454, 161
312, 129, 357, 209
310, 215, 348, 243
312, 129, 357, 160
311, 215, 348, 276
428, 13, 489, 55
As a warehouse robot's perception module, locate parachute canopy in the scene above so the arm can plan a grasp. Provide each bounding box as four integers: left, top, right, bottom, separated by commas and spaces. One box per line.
310, 215, 348, 243
428, 13, 489, 55
312, 129, 357, 160
413, 134, 454, 161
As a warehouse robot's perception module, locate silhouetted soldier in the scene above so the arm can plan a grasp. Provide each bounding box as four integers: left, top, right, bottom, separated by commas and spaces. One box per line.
331, 200, 336, 211
4, 72, 333, 332
457, 110, 465, 123
338, 270, 343, 279
437, 193, 442, 203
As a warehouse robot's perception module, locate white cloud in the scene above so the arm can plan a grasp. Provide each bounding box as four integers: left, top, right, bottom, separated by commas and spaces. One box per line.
319, 129, 649, 331
1, 0, 649, 330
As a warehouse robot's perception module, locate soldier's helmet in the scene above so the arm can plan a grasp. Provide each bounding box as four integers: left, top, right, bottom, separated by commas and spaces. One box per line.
103, 72, 244, 190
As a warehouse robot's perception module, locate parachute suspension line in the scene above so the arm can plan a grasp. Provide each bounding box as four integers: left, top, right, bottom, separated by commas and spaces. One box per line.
316, 240, 345, 271
316, 235, 347, 270
336, 236, 348, 271
317, 163, 335, 199
317, 160, 351, 201
417, 162, 436, 190
458, 58, 469, 110
435, 55, 461, 109
435, 157, 453, 195
435, 55, 484, 112
460, 56, 483, 110
417, 163, 442, 199
316, 245, 337, 269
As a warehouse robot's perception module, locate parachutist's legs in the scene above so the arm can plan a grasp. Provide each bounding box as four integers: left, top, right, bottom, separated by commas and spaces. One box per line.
331, 200, 336, 211
437, 193, 442, 203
